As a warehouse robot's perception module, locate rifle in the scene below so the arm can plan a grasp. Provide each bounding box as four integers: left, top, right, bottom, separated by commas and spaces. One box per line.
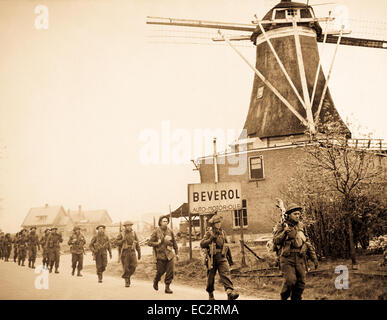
206, 242, 216, 270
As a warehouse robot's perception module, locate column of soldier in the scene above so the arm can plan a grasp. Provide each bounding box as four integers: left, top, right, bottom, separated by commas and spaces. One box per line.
0, 204, 317, 300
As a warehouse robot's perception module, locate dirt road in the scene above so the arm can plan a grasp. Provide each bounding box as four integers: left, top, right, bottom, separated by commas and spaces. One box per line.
0, 252, 258, 300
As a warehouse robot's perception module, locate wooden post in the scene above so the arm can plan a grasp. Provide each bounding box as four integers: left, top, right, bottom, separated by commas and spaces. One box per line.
153, 216, 156, 229
169, 204, 173, 230
189, 212, 192, 260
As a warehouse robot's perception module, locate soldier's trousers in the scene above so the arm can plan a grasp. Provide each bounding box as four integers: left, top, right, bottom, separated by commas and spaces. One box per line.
18, 248, 27, 262
72, 253, 83, 271
206, 255, 234, 293
5, 246, 11, 260
121, 249, 137, 279
95, 252, 107, 275
280, 253, 306, 300
48, 248, 60, 269
154, 258, 174, 285
42, 250, 49, 266
28, 246, 37, 262
13, 247, 18, 262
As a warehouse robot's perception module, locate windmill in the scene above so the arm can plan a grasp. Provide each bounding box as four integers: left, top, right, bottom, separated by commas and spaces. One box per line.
146, 0, 386, 141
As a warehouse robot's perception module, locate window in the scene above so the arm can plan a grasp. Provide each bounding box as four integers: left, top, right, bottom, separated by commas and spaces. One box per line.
249, 156, 264, 180
234, 200, 248, 228
286, 9, 298, 19
256, 86, 264, 99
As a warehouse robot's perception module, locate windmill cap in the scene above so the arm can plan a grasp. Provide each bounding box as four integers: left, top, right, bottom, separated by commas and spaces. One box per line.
123, 221, 134, 226
285, 204, 303, 215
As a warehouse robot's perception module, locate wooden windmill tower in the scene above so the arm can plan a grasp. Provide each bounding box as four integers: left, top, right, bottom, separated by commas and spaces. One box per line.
147, 0, 386, 142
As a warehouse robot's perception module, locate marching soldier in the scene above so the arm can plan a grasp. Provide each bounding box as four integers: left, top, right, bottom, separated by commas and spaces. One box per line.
273, 204, 319, 300
89, 225, 112, 283
13, 232, 19, 263
46, 227, 63, 273
3, 233, 12, 262
116, 221, 141, 287
200, 214, 239, 300
68, 226, 86, 276
0, 232, 4, 260
148, 215, 178, 294
27, 227, 40, 268
17, 229, 28, 266
40, 229, 51, 268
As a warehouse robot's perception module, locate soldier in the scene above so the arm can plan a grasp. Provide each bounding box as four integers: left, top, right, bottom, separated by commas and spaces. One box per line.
13, 232, 19, 263
40, 229, 51, 268
0, 232, 4, 260
148, 215, 178, 294
116, 221, 141, 287
68, 226, 86, 276
17, 229, 28, 266
273, 204, 319, 300
46, 227, 63, 273
4, 233, 13, 262
27, 227, 40, 268
89, 225, 112, 283
200, 214, 239, 300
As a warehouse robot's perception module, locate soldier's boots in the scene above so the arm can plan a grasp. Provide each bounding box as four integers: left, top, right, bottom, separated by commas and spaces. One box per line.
31, 261, 35, 269
98, 273, 103, 283
165, 284, 173, 294
153, 280, 159, 291
72, 268, 75, 276
208, 292, 215, 300
226, 289, 239, 300
18, 259, 20, 266
125, 278, 130, 287
77, 270, 82, 277
28, 260, 31, 268
21, 260, 25, 266
55, 268, 59, 274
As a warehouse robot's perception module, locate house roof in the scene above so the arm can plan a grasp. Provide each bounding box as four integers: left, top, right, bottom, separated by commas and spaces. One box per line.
69, 210, 112, 225
22, 206, 66, 227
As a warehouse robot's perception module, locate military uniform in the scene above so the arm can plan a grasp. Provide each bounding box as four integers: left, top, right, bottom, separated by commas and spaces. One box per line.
200, 214, 239, 300
148, 216, 178, 294
3, 234, 12, 262
89, 225, 112, 283
0, 233, 4, 260
46, 228, 63, 273
40, 230, 50, 268
116, 221, 141, 287
13, 233, 19, 263
273, 204, 318, 300
17, 231, 28, 266
27, 228, 40, 268
68, 227, 86, 276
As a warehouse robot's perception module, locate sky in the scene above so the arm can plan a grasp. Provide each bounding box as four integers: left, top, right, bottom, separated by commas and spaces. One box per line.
0, 0, 386, 232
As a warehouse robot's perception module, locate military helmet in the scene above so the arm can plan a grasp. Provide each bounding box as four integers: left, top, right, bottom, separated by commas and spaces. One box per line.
158, 215, 170, 226
44, 228, 51, 233
123, 220, 134, 226
30, 226, 36, 231
96, 225, 106, 230
285, 204, 303, 216
208, 214, 222, 225
51, 227, 58, 231
73, 226, 81, 232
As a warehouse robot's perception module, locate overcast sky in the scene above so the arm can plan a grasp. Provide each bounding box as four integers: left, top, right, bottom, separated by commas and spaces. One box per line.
0, 0, 386, 232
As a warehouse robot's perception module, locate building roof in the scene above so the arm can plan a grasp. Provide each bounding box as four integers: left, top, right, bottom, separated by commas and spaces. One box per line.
22, 206, 67, 227
69, 210, 112, 225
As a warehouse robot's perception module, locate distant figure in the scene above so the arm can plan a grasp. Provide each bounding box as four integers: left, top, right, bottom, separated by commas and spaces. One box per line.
89, 225, 112, 283
116, 221, 141, 287
17, 229, 28, 266
148, 215, 179, 294
3, 233, 12, 262
13, 232, 19, 263
27, 226, 40, 269
68, 226, 86, 276
273, 204, 318, 300
200, 214, 239, 300
40, 229, 51, 268
0, 232, 4, 260
46, 227, 63, 273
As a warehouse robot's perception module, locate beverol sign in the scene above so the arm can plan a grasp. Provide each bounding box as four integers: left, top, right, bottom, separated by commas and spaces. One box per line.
188, 182, 242, 214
